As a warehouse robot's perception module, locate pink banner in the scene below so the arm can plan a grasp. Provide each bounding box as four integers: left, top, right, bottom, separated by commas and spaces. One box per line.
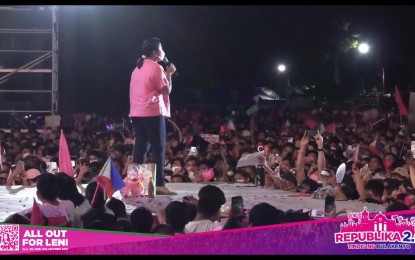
0, 225, 164, 255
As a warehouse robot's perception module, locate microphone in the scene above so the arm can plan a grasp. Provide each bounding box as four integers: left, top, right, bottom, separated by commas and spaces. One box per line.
163, 57, 179, 77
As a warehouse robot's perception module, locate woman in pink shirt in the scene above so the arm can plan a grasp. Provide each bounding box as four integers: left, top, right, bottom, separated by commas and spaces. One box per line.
129, 38, 177, 195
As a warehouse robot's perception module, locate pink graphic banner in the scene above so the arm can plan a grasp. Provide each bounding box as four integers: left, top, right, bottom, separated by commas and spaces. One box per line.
0, 225, 164, 255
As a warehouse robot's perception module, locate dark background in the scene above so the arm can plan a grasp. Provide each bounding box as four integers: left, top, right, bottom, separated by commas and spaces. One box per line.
1, 5, 415, 114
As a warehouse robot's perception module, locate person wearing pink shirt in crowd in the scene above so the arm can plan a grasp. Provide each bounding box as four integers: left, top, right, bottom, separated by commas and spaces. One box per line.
129, 38, 177, 195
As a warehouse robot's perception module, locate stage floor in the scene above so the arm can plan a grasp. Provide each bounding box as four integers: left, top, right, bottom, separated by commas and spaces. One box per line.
0, 183, 385, 222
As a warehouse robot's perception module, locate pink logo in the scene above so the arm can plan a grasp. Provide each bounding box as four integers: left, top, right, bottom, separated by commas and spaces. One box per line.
201, 169, 214, 182
0, 225, 19, 251
334, 207, 415, 244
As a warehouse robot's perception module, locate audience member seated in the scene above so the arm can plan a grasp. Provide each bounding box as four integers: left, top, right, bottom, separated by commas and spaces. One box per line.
106, 198, 127, 219
56, 172, 91, 228
184, 185, 226, 234
151, 224, 175, 235
130, 207, 154, 234
165, 201, 189, 235
17, 173, 75, 227
248, 203, 285, 227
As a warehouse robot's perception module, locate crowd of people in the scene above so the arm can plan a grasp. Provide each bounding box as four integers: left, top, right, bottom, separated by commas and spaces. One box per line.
1, 103, 414, 234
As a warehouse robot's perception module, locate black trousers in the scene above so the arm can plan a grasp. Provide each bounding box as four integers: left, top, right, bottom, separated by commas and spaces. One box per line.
131, 116, 166, 187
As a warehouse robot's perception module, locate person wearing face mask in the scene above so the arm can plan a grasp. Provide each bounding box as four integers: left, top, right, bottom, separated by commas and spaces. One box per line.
129, 38, 177, 195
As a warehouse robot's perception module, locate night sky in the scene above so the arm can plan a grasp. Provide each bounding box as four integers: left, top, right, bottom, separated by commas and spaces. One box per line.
5, 5, 415, 114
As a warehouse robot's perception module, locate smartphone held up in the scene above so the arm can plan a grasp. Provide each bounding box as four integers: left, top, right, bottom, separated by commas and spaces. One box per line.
306, 130, 317, 137
324, 195, 335, 214
231, 196, 244, 217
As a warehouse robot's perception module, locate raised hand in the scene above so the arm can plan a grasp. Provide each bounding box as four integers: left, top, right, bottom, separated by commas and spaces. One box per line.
314, 130, 324, 149
300, 131, 309, 148
166, 63, 176, 75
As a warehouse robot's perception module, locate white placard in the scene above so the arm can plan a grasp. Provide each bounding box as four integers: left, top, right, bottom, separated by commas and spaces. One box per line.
236, 152, 262, 168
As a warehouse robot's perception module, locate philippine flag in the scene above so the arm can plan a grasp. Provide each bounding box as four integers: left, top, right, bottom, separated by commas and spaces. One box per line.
369, 137, 383, 156
96, 158, 126, 198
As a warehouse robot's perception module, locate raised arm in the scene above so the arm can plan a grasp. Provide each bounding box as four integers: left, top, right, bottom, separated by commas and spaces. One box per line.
296, 131, 309, 184
352, 163, 366, 201
314, 131, 326, 180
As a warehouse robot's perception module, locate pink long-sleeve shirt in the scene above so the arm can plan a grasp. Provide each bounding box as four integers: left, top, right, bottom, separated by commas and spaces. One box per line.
129, 59, 170, 118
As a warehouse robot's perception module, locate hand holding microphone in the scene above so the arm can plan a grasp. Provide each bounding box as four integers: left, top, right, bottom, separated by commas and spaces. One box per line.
163, 57, 179, 76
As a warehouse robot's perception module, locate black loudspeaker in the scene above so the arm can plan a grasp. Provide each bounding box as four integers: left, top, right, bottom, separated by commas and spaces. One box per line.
408, 92, 415, 137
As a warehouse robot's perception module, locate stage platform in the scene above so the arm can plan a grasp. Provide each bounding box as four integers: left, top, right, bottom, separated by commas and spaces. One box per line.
0, 183, 385, 222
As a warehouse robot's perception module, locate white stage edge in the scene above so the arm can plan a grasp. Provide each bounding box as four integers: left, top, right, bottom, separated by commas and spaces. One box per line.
0, 183, 385, 222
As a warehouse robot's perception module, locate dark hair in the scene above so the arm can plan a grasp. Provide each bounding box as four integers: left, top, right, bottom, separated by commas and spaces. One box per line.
185, 203, 197, 222
136, 38, 161, 69
85, 181, 106, 213
249, 203, 284, 227
82, 163, 101, 184
172, 157, 185, 167
383, 152, 397, 161
81, 208, 103, 228
281, 172, 297, 187
83, 212, 117, 231
282, 157, 295, 169
233, 170, 251, 181
185, 156, 199, 165
4, 213, 30, 225
37, 173, 60, 201
198, 159, 213, 168
165, 201, 188, 232
299, 178, 320, 193
55, 172, 86, 207
197, 185, 226, 217
364, 179, 384, 199
386, 200, 410, 212
341, 174, 360, 200
87, 149, 102, 160
113, 145, 126, 155
130, 207, 154, 234
115, 219, 134, 232
171, 174, 185, 183
281, 209, 311, 223
21, 143, 33, 153
99, 213, 118, 231
83, 220, 106, 230
106, 198, 127, 219
81, 209, 117, 231
152, 224, 175, 235
306, 150, 318, 158
383, 178, 402, 195
23, 155, 41, 171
